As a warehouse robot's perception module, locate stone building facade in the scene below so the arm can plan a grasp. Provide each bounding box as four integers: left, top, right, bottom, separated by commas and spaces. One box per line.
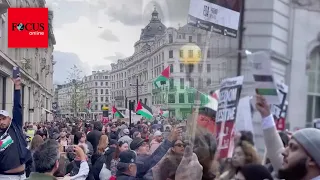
0, 0, 55, 123
110, 8, 229, 118
55, 70, 112, 120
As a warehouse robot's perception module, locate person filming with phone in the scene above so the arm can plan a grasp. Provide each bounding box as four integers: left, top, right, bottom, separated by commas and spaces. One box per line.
0, 69, 32, 180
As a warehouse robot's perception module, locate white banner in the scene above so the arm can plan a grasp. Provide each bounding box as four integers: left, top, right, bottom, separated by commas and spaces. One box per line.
188, 0, 241, 37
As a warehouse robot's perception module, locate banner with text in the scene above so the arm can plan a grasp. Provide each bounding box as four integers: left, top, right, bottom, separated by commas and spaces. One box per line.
216, 76, 244, 158
187, 0, 241, 38
270, 82, 288, 131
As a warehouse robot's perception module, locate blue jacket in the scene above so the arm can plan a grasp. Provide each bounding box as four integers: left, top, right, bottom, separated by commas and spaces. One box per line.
12, 90, 32, 165
135, 139, 173, 179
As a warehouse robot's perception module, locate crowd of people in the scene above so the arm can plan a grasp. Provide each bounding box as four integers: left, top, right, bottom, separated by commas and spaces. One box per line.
2, 79, 320, 180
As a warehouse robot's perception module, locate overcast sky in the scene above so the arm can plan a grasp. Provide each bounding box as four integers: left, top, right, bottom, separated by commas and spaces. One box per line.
48, 0, 190, 83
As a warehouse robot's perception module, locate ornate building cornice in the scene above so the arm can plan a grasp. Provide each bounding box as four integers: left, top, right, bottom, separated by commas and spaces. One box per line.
292, 0, 320, 10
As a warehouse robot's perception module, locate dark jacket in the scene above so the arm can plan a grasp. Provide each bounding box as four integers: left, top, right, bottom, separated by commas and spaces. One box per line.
26, 172, 57, 180
87, 129, 102, 153
92, 147, 115, 180
136, 139, 173, 179
12, 90, 32, 166
116, 172, 139, 180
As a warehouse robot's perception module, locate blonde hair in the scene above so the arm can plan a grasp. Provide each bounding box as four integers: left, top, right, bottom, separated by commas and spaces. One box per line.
97, 135, 109, 154
30, 135, 44, 151
237, 140, 261, 164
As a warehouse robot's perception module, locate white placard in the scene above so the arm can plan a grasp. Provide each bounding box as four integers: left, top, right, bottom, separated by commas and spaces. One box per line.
251, 51, 281, 105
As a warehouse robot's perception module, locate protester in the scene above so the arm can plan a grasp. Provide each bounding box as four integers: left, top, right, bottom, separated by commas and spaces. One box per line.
109, 141, 129, 176
28, 140, 89, 180
256, 95, 320, 180
0, 77, 31, 180
58, 130, 69, 146
130, 127, 181, 178
92, 139, 118, 180
116, 150, 138, 179
66, 145, 94, 180
92, 135, 108, 165
149, 131, 163, 154
132, 131, 141, 139
140, 125, 150, 141
26, 135, 44, 177
118, 122, 128, 138
87, 121, 103, 153
118, 129, 133, 146
220, 140, 261, 180
109, 125, 119, 140
235, 164, 273, 180
75, 132, 94, 159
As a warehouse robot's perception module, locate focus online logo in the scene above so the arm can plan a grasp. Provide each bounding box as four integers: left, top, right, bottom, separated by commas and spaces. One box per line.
11, 22, 45, 36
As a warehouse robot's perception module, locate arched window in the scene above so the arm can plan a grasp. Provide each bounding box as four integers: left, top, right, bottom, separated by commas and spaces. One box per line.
307, 46, 320, 123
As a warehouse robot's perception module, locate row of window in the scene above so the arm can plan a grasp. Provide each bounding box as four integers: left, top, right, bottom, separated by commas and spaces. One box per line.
168, 78, 212, 88
168, 63, 212, 73
168, 49, 212, 59
152, 92, 197, 104
111, 72, 127, 81
93, 104, 110, 111
85, 75, 109, 81
94, 96, 109, 103
93, 81, 109, 87
94, 89, 109, 95
169, 33, 202, 44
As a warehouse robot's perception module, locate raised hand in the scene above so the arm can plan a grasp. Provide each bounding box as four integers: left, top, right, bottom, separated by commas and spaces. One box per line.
255, 95, 271, 118
175, 146, 203, 180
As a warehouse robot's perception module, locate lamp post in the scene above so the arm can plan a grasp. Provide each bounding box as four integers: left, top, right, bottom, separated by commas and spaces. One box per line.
129, 76, 144, 105
237, 0, 246, 76
129, 75, 144, 125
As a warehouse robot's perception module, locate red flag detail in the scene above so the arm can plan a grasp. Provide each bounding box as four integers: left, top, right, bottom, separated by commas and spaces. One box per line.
161, 66, 170, 78
136, 101, 142, 112
112, 106, 117, 113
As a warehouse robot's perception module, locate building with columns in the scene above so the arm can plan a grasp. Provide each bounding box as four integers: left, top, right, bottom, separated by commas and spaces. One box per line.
110, 8, 229, 118
83, 70, 111, 120
54, 70, 112, 120
0, 0, 55, 123
109, 1, 320, 154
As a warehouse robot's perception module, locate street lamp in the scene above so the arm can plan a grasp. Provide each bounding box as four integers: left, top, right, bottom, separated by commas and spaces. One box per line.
129, 75, 144, 126
129, 76, 144, 103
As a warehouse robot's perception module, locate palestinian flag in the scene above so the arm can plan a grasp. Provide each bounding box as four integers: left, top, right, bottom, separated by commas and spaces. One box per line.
162, 111, 169, 117
188, 88, 219, 111
201, 89, 219, 111
154, 66, 170, 88
136, 101, 153, 120
112, 106, 124, 118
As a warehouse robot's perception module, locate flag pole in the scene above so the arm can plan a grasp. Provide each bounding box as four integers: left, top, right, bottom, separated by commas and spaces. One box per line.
189, 30, 212, 143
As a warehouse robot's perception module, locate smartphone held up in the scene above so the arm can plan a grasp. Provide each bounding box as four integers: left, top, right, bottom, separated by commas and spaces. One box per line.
13, 66, 20, 79
63, 145, 75, 153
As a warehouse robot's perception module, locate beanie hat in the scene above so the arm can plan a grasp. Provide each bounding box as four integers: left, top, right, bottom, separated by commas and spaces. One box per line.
154, 131, 162, 136
292, 128, 320, 168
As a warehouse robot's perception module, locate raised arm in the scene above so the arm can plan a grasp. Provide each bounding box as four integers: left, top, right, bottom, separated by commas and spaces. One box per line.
256, 95, 285, 172
12, 78, 23, 127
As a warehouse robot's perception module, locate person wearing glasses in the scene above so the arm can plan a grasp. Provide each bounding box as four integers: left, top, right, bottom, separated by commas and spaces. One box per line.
172, 140, 186, 155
